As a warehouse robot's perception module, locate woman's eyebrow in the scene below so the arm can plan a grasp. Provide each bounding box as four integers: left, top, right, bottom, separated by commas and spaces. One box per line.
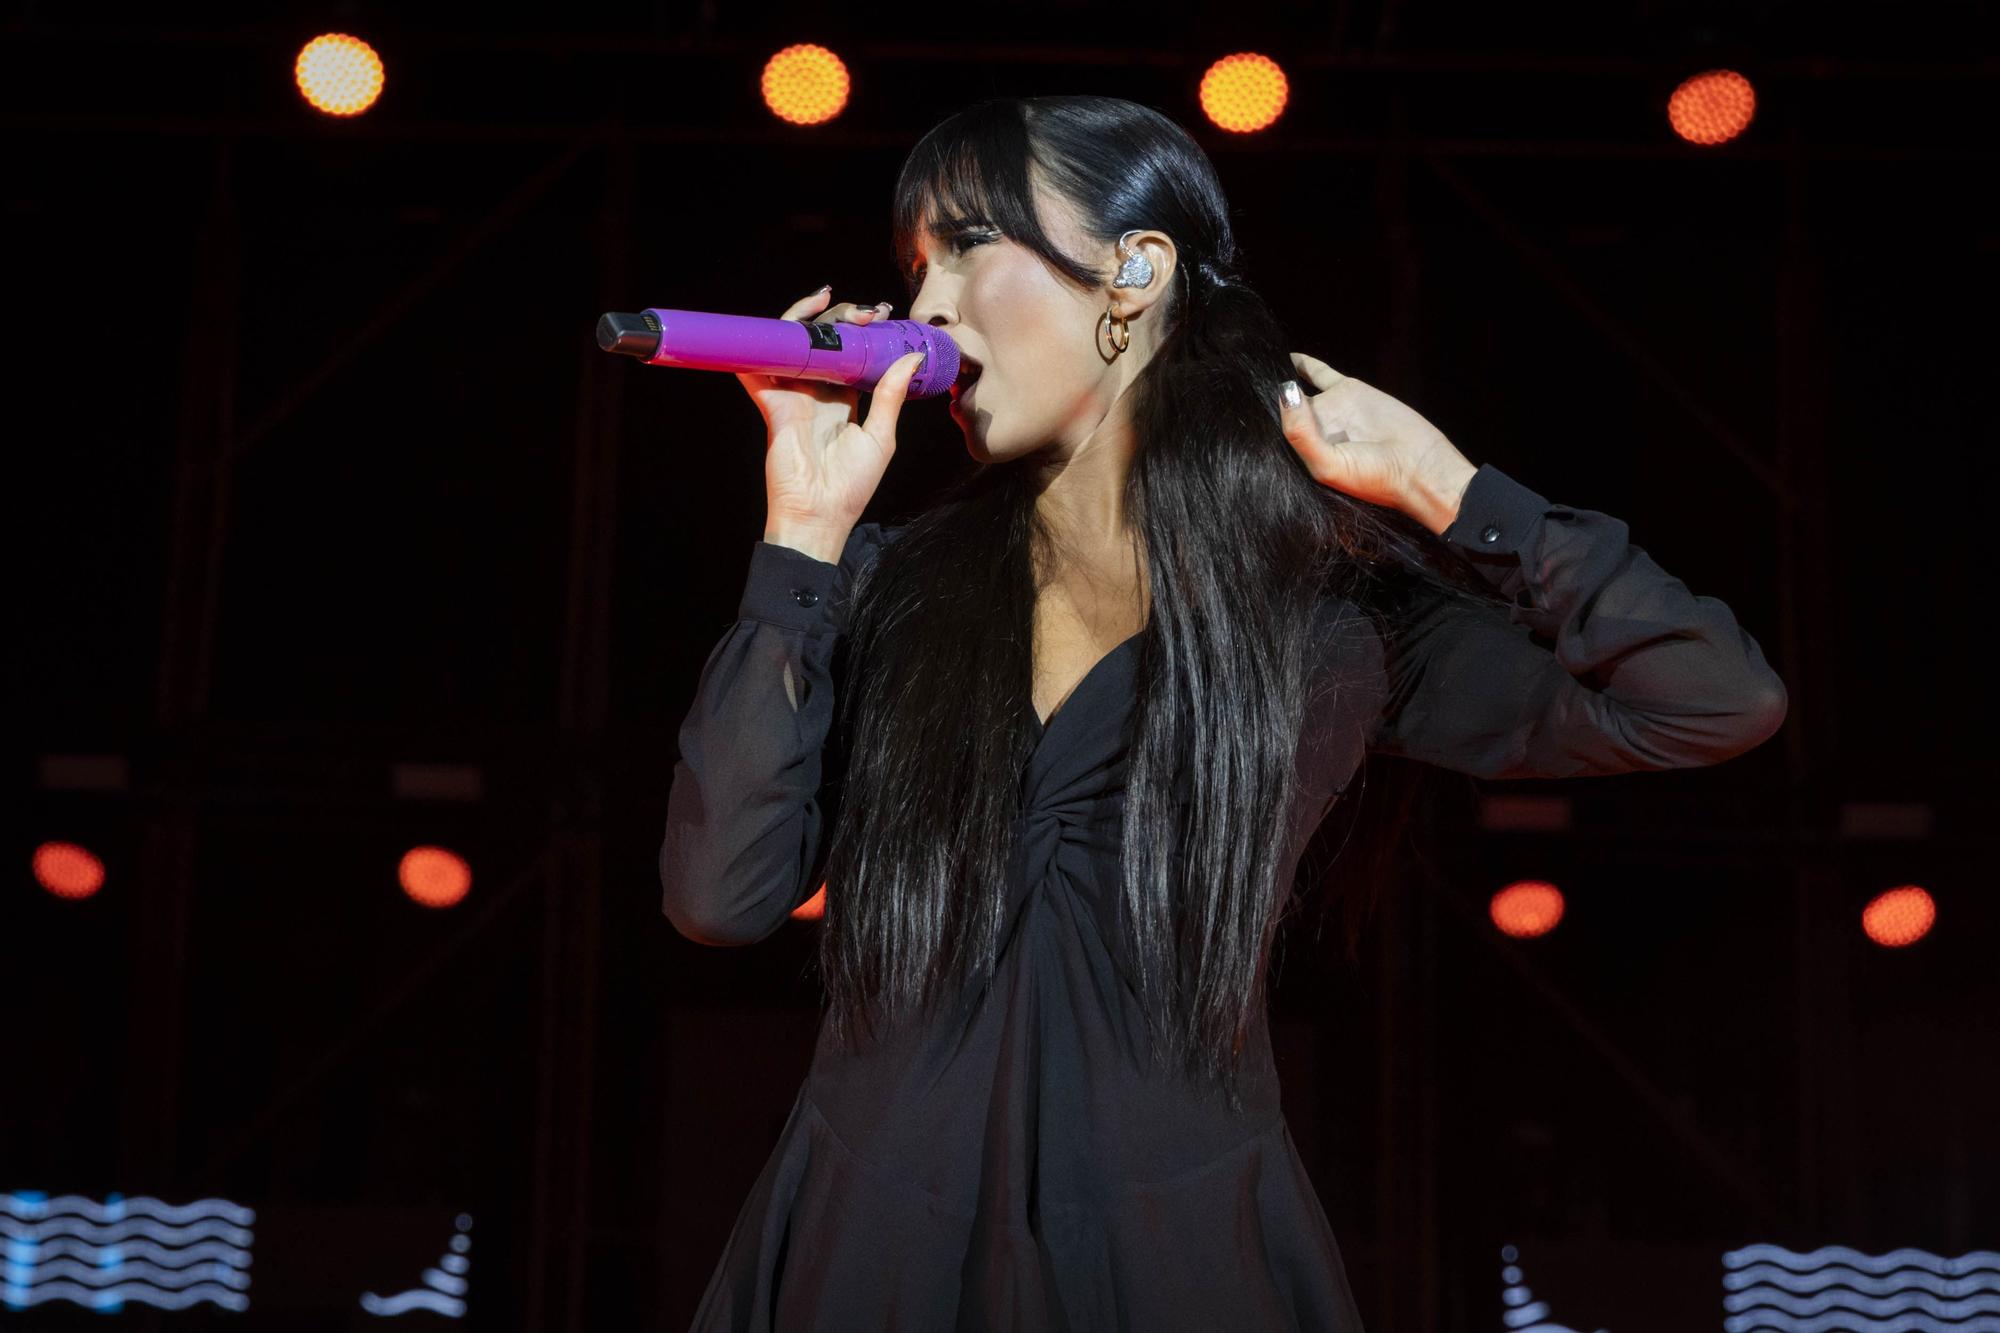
907, 216, 995, 268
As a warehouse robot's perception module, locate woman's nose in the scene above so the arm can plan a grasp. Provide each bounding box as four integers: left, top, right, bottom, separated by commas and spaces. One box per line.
907, 289, 952, 329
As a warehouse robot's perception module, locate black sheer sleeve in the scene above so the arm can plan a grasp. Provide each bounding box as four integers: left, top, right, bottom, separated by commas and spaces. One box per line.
1358, 462, 1788, 779
659, 522, 896, 946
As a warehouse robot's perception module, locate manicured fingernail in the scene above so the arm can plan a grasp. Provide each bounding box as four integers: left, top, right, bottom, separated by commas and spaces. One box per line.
875, 301, 893, 313
1280, 380, 1303, 409
817, 284, 832, 294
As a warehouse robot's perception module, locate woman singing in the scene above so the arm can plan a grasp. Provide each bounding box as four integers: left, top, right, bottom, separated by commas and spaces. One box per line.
660, 94, 1787, 1331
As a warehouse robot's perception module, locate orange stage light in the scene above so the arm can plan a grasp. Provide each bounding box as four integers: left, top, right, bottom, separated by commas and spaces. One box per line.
296, 33, 386, 118
761, 44, 850, 126
1490, 879, 1565, 939
399, 845, 472, 909
33, 841, 105, 901
1198, 54, 1290, 134
1861, 885, 1936, 948
1667, 69, 1757, 146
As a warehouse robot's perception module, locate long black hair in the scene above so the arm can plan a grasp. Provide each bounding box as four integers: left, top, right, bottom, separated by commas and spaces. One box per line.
816, 95, 1503, 1108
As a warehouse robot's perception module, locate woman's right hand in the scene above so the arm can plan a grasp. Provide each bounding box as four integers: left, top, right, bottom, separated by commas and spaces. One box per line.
738, 286, 928, 563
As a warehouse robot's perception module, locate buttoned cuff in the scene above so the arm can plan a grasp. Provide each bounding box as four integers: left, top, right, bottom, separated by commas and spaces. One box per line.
1439, 463, 1556, 559
737, 539, 843, 632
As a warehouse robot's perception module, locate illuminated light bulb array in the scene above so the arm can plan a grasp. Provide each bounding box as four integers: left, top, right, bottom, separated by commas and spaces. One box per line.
1667, 69, 1757, 146
295, 33, 386, 117
1198, 53, 1290, 133
1861, 884, 1936, 948
277, 38, 1778, 155
761, 44, 850, 126
1490, 879, 1566, 939
32, 841, 105, 900
399, 846, 472, 909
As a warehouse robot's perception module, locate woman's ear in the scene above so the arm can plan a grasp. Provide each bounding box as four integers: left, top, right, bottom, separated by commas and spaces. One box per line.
1107, 230, 1177, 321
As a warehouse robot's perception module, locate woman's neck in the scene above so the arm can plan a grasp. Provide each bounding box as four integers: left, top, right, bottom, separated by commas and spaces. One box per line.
1029, 394, 1140, 554
1026, 413, 1149, 631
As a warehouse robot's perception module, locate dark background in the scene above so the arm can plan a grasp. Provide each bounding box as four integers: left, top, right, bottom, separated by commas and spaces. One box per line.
8, 1, 1996, 1328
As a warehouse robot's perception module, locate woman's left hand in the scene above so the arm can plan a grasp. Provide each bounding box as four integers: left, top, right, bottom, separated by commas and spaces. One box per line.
1277, 352, 1480, 535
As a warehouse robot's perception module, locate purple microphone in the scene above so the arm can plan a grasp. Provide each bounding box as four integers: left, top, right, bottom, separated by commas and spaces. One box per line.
596, 308, 961, 400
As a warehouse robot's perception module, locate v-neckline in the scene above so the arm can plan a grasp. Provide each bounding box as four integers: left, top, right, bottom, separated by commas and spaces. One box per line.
1029, 630, 1144, 737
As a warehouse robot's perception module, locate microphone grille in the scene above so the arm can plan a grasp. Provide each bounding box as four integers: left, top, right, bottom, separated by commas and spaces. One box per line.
909, 324, 960, 399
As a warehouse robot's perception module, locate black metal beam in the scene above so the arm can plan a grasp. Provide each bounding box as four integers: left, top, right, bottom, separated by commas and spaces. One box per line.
8, 115, 1993, 163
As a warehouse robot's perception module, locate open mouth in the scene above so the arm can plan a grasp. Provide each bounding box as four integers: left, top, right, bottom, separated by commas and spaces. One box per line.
952, 354, 983, 394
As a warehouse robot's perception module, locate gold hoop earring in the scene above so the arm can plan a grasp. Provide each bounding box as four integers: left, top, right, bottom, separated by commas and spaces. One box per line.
1103, 306, 1130, 356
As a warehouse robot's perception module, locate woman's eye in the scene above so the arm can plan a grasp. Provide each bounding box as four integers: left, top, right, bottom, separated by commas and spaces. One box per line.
909, 231, 997, 284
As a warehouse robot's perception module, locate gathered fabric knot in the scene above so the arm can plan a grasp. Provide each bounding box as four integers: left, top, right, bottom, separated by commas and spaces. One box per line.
1002, 791, 1121, 942
1009, 806, 1070, 916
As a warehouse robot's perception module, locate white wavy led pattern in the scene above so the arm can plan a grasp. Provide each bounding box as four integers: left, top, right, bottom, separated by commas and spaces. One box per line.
359, 1211, 474, 1318
1722, 1245, 2000, 1332
1, 1192, 254, 1312
1500, 1242, 1611, 1333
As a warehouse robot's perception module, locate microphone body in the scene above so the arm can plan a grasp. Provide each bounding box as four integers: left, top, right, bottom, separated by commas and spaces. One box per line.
596, 308, 960, 400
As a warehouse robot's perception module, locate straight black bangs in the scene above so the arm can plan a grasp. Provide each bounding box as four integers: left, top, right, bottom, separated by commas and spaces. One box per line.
890, 99, 1098, 302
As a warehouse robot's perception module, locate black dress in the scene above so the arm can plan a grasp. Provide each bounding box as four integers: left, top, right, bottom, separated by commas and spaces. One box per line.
659, 463, 1787, 1331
